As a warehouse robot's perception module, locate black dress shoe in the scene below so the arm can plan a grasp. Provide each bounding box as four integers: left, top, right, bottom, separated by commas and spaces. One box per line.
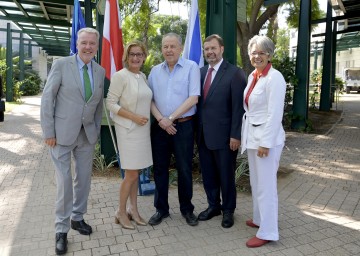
55, 232, 68, 255
182, 212, 199, 226
71, 219, 93, 235
221, 212, 234, 228
148, 211, 169, 226
198, 208, 221, 221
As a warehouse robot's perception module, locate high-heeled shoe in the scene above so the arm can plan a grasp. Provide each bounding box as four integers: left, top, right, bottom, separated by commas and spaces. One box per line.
114, 210, 135, 230
127, 211, 147, 226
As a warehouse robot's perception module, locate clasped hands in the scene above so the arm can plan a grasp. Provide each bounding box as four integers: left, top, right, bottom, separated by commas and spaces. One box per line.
158, 117, 177, 135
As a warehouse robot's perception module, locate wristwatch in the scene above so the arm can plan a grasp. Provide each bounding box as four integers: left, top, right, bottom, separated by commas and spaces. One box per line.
169, 115, 174, 121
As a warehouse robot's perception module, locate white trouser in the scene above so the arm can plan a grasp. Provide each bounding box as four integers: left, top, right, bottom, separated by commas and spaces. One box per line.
247, 143, 284, 241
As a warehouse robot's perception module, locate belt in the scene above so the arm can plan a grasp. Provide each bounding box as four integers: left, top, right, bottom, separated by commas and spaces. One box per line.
174, 115, 193, 123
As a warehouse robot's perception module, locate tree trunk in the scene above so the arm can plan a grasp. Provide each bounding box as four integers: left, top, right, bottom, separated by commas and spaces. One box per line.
237, 21, 254, 76
236, 1, 280, 76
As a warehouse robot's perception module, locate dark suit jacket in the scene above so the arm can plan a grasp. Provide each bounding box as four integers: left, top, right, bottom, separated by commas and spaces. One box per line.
197, 60, 246, 150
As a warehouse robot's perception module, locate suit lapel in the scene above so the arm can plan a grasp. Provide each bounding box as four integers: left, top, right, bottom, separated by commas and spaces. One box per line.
205, 61, 227, 101
201, 65, 208, 89
69, 55, 84, 98
92, 62, 100, 92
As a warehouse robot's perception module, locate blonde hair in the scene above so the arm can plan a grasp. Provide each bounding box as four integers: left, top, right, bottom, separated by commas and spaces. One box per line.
122, 40, 148, 67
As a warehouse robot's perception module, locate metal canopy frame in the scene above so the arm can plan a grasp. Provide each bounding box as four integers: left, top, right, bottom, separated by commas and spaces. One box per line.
332, 0, 360, 51
264, 0, 360, 52
1, 0, 359, 55
0, 0, 96, 56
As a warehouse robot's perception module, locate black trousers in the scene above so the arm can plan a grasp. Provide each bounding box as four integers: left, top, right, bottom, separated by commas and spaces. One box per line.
151, 119, 195, 214
198, 133, 237, 212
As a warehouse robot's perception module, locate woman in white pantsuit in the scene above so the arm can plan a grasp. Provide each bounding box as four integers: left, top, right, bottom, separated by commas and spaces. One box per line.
241, 35, 286, 248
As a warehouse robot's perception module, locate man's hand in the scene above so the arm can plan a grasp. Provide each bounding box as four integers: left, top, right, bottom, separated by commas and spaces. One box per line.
229, 138, 240, 151
165, 125, 177, 135
45, 138, 56, 147
158, 117, 173, 130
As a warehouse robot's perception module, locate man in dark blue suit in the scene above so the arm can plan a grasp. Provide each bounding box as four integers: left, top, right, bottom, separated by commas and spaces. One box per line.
197, 34, 246, 228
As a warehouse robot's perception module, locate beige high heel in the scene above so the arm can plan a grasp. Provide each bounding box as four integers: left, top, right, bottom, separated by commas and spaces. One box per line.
115, 210, 135, 230
127, 210, 147, 226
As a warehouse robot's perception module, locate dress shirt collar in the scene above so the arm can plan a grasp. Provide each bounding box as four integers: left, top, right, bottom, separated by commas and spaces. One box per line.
161, 57, 185, 70
208, 58, 223, 72
76, 54, 92, 70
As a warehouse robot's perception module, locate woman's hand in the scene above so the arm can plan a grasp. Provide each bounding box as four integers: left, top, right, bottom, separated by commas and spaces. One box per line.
257, 146, 269, 158
133, 115, 149, 126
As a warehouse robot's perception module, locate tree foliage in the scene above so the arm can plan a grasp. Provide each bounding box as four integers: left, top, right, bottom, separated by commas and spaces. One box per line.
237, 0, 321, 76
285, 0, 325, 30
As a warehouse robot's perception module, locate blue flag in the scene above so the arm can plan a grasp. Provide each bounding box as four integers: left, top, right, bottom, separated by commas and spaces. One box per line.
70, 0, 86, 55
183, 0, 204, 67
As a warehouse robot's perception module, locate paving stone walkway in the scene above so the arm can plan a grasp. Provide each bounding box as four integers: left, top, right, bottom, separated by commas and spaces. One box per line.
0, 94, 359, 256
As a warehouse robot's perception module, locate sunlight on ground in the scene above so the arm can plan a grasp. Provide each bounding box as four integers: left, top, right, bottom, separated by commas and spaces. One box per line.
302, 207, 360, 230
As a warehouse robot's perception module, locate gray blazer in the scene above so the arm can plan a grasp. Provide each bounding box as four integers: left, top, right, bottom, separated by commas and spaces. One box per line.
41, 55, 105, 146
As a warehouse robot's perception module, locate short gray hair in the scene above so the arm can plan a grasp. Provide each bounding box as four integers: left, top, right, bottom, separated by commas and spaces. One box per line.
77, 27, 100, 43
248, 35, 275, 57
162, 32, 182, 46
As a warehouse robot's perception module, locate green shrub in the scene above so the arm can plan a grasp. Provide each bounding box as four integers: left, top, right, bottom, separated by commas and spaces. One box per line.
20, 70, 41, 96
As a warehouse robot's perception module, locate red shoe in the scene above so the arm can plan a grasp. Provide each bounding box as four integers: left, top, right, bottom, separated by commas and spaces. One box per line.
246, 236, 269, 248
246, 219, 259, 228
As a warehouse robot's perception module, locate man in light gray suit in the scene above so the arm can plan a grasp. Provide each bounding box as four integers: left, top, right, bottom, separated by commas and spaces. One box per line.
40, 27, 105, 255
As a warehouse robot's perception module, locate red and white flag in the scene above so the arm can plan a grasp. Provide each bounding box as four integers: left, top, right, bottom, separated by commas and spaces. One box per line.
101, 0, 123, 80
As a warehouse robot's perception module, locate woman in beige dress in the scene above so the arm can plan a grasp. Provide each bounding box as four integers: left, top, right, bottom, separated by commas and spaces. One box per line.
106, 41, 153, 229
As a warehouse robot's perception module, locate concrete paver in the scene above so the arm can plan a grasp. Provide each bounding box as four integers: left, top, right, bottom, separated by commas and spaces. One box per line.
0, 94, 359, 255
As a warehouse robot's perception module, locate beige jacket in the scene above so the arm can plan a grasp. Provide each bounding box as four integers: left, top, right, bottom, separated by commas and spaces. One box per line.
106, 68, 147, 128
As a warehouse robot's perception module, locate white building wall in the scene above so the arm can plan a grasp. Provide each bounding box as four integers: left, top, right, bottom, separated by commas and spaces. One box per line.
335, 48, 360, 79
31, 48, 48, 86
289, 22, 360, 82
0, 20, 48, 84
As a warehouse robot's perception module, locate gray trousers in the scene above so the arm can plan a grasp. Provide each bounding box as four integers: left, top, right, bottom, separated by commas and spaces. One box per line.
50, 128, 95, 233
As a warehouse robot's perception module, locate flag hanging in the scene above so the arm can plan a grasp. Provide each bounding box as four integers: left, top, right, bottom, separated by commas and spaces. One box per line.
70, 0, 86, 55
183, 0, 204, 67
101, 0, 124, 80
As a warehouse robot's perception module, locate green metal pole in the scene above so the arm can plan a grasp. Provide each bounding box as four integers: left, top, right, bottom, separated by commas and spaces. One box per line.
84, 0, 92, 27
19, 32, 25, 81
331, 21, 337, 105
291, 0, 311, 129
319, 1, 332, 111
6, 23, 13, 102
314, 41, 318, 70
206, 0, 237, 65
28, 41, 32, 58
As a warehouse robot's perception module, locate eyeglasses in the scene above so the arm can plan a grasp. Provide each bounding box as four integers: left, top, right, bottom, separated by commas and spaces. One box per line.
250, 51, 269, 57
129, 52, 144, 58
